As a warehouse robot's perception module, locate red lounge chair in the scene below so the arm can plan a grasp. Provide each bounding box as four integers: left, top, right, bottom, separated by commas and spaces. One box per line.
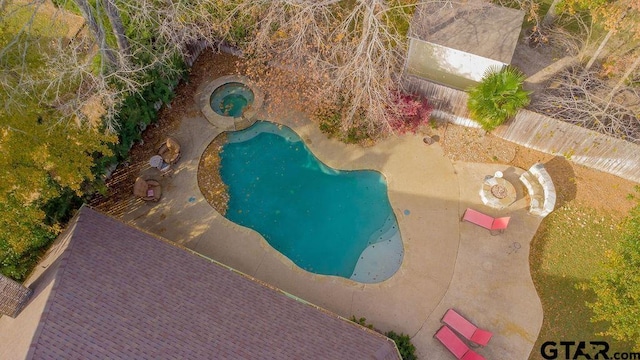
442, 309, 493, 346
435, 326, 485, 360
462, 208, 510, 233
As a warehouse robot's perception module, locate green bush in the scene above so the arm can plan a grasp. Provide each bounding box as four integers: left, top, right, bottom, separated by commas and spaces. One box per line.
386, 331, 417, 360
350, 316, 375, 330
317, 105, 342, 138
110, 62, 186, 161
0, 63, 185, 281
0, 195, 57, 280
350, 316, 418, 359
581, 192, 640, 351
315, 103, 377, 144
467, 65, 530, 131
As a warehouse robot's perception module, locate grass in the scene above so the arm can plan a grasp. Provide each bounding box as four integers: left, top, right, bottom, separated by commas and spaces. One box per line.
529, 204, 635, 359
3, 2, 69, 37
2, 1, 70, 70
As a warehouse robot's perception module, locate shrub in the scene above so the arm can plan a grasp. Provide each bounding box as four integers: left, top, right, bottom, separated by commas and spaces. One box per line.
386, 331, 417, 360
316, 104, 342, 138
350, 316, 375, 330
581, 196, 640, 351
110, 62, 186, 161
315, 101, 378, 144
388, 91, 432, 134
350, 316, 418, 359
467, 65, 529, 131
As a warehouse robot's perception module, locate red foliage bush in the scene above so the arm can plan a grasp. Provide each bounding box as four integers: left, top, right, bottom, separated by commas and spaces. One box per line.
388, 91, 433, 134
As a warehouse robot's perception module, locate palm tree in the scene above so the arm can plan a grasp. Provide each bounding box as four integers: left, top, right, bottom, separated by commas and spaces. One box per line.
467, 65, 530, 131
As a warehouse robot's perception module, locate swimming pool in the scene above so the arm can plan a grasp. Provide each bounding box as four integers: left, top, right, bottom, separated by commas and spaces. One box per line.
219, 121, 403, 283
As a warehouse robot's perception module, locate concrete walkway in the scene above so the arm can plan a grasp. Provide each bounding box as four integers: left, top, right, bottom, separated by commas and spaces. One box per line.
114, 85, 543, 359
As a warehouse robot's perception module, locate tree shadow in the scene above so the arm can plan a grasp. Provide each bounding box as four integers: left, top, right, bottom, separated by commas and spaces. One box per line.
543, 156, 577, 209
529, 270, 636, 359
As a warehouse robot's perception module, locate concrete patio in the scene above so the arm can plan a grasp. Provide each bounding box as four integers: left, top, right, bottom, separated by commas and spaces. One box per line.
105, 79, 543, 359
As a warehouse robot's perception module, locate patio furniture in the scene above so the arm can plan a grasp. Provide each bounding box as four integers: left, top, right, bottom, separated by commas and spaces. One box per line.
158, 137, 181, 165
149, 155, 171, 175
442, 308, 493, 346
134, 177, 162, 202
462, 208, 510, 234
435, 326, 485, 360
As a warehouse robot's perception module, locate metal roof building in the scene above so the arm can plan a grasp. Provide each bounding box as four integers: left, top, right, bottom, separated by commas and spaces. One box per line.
406, 1, 524, 89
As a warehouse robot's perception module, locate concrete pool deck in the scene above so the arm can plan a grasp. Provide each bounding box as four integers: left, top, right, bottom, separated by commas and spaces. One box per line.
115, 97, 543, 358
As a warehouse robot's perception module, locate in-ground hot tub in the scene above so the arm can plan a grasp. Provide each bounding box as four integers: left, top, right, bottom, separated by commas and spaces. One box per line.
209, 82, 255, 117
199, 75, 264, 130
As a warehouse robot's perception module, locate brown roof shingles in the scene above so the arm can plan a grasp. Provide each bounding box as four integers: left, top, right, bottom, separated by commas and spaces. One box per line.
27, 207, 399, 359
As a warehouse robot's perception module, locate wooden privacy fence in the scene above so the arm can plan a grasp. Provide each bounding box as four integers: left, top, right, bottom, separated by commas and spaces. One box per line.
403, 76, 640, 183
184, 40, 212, 67
494, 110, 640, 183
403, 76, 478, 128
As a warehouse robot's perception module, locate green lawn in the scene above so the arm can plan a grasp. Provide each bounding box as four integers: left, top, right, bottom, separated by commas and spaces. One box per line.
1, 2, 71, 74
529, 204, 635, 359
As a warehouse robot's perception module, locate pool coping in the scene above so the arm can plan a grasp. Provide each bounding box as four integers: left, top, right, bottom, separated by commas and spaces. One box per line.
199, 75, 265, 130
119, 79, 544, 360
218, 120, 405, 284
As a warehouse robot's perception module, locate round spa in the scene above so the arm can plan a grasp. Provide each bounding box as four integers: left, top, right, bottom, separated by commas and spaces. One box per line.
199, 75, 264, 130
209, 82, 255, 117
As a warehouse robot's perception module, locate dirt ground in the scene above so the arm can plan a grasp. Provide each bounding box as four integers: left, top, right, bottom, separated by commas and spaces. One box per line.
437, 124, 637, 216
92, 50, 638, 220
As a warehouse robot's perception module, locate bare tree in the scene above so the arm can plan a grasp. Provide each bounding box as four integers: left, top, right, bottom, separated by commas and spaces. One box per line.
102, 0, 129, 61
609, 50, 640, 98
583, 7, 631, 72
214, 0, 412, 134
531, 64, 640, 144
75, 0, 118, 68
542, 0, 562, 27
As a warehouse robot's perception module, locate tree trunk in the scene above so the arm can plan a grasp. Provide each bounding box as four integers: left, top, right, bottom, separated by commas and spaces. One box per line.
608, 52, 640, 99
583, 7, 630, 72
102, 0, 130, 60
584, 29, 614, 71
542, 0, 562, 27
75, 0, 117, 68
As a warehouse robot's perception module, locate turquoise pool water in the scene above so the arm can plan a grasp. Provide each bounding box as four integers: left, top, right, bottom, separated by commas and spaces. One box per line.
219, 121, 403, 283
209, 82, 255, 117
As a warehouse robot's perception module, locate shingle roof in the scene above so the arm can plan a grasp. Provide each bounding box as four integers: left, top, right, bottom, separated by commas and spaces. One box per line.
24, 207, 399, 360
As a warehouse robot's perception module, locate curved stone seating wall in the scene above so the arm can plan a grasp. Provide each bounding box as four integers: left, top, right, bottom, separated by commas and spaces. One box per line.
519, 163, 556, 217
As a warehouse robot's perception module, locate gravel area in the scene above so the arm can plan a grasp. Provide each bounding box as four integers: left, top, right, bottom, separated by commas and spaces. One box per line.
436, 122, 637, 216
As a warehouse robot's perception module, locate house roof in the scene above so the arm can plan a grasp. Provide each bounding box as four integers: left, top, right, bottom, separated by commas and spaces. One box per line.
409, 1, 524, 64
0, 207, 399, 360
